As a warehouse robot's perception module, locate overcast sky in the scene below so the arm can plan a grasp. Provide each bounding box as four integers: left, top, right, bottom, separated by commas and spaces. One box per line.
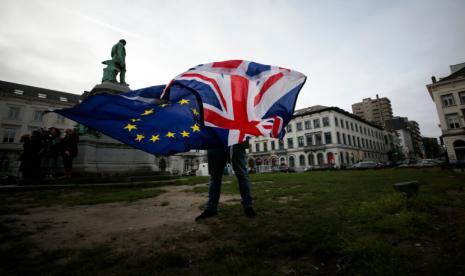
1, 0, 464, 137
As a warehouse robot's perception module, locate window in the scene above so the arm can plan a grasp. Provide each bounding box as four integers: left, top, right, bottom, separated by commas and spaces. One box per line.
345, 121, 349, 129
263, 142, 268, 152
353, 136, 356, 146
306, 135, 313, 146
357, 137, 361, 148
335, 117, 339, 127
347, 134, 352, 146
8, 107, 20, 120
355, 124, 359, 132
296, 122, 303, 131
350, 122, 354, 131
38, 93, 47, 99
446, 113, 461, 129
14, 89, 24, 95
324, 132, 332, 144
299, 155, 306, 166
441, 94, 455, 107
297, 136, 304, 147
59, 97, 68, 102
271, 140, 275, 150
322, 117, 330, 127
460, 91, 465, 105
362, 138, 366, 148
304, 120, 311, 129
3, 128, 16, 143
287, 138, 294, 149
313, 118, 320, 128
289, 156, 295, 167
342, 133, 346, 145
336, 132, 341, 144
255, 143, 260, 152
340, 119, 344, 128
56, 114, 65, 124
315, 133, 322, 145
279, 140, 284, 150
286, 124, 293, 133
33, 110, 44, 121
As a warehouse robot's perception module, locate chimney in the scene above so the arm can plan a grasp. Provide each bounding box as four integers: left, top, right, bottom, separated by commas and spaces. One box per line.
431, 76, 437, 83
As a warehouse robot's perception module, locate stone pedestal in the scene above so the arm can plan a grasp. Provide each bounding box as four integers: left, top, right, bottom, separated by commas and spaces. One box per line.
81, 82, 130, 98
73, 134, 158, 176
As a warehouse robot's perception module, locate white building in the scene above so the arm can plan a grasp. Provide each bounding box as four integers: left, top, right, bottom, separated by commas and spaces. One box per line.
427, 63, 465, 161
247, 105, 388, 169
0, 80, 205, 175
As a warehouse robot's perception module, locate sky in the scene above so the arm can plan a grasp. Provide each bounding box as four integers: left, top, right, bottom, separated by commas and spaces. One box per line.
1, 0, 464, 138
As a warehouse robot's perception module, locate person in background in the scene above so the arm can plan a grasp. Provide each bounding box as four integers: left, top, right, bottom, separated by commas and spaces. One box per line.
61, 128, 79, 178
196, 141, 256, 221
41, 127, 62, 180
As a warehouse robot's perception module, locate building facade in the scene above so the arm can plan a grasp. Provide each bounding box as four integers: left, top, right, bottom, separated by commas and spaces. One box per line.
247, 105, 388, 170
427, 63, 465, 161
352, 95, 393, 128
385, 117, 423, 160
0, 80, 205, 175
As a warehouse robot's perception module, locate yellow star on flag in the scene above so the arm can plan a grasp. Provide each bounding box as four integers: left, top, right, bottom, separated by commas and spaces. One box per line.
191, 108, 199, 116
141, 108, 154, 116
190, 124, 201, 132
166, 131, 175, 138
159, 103, 168, 108
180, 130, 190, 138
178, 99, 189, 105
135, 134, 145, 142
124, 123, 137, 132
149, 134, 160, 142
131, 118, 141, 122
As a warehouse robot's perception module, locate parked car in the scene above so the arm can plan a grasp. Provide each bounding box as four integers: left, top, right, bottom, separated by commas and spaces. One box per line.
181, 169, 197, 176
279, 164, 289, 172
414, 160, 439, 167
350, 161, 378, 169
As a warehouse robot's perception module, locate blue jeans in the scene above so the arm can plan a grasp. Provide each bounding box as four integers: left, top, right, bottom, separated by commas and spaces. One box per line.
205, 144, 253, 211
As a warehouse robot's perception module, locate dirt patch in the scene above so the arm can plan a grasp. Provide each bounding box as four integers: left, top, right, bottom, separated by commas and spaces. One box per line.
5, 184, 241, 251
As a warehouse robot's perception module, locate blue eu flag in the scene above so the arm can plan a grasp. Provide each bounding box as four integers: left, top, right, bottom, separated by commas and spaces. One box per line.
55, 84, 226, 156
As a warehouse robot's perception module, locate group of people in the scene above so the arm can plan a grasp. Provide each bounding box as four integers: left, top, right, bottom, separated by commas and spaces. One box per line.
19, 127, 79, 184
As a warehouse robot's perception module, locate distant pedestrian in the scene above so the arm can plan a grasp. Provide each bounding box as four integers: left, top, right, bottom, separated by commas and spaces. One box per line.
61, 128, 79, 178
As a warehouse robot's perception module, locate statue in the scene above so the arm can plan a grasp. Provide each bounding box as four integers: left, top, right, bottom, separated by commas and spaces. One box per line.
102, 39, 127, 85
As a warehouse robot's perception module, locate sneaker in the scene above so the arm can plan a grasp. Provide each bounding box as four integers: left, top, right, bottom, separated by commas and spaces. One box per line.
195, 209, 218, 221
244, 207, 257, 218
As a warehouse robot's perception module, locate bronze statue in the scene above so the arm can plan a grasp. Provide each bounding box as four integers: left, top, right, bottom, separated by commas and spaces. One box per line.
102, 39, 127, 85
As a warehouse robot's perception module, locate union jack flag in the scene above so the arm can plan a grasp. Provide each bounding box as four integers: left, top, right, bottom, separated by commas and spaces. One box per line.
162, 60, 307, 146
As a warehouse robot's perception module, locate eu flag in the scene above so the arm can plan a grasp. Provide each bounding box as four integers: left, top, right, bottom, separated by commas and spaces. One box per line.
55, 84, 226, 156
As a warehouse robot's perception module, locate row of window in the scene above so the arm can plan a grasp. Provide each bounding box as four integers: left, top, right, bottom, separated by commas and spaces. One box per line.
286, 117, 330, 132
287, 115, 383, 141
253, 132, 385, 152
336, 132, 385, 151
12, 89, 69, 102
259, 150, 383, 168
334, 116, 382, 139
441, 91, 465, 107
6, 107, 65, 124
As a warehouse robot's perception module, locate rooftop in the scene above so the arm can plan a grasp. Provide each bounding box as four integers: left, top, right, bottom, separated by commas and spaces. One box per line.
0, 80, 81, 104
293, 105, 383, 130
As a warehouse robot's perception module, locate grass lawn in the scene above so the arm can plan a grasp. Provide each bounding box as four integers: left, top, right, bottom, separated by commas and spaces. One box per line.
1, 168, 464, 275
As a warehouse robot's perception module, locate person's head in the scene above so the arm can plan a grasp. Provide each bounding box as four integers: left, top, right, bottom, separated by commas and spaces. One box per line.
119, 39, 126, 45
49, 127, 61, 137
65, 128, 74, 135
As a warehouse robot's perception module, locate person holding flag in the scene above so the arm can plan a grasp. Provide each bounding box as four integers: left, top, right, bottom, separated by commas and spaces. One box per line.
54, 59, 306, 220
